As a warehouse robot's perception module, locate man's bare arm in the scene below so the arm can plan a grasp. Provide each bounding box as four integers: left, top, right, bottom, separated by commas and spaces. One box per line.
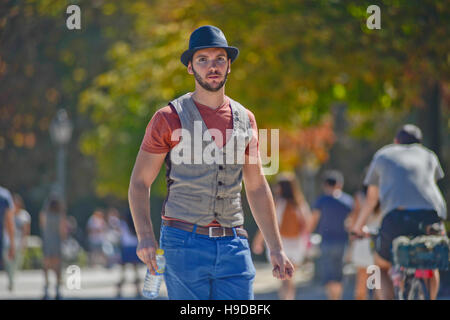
128, 150, 167, 272
243, 154, 293, 280
351, 185, 379, 234
308, 209, 321, 234
243, 158, 281, 253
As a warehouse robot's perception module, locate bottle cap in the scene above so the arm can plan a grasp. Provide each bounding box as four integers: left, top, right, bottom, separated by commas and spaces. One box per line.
156, 248, 164, 255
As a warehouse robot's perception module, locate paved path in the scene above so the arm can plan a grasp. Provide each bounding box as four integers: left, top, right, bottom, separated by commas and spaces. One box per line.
0, 262, 314, 300
2, 262, 448, 300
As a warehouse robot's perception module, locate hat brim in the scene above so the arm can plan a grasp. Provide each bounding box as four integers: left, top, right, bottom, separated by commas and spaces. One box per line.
181, 46, 239, 67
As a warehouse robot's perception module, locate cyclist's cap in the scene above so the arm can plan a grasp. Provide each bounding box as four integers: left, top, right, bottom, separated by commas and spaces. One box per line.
322, 170, 344, 186
396, 124, 422, 145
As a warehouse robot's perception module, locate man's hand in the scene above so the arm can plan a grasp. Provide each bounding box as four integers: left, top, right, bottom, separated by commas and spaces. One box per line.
269, 250, 294, 280
350, 224, 370, 241
136, 237, 159, 275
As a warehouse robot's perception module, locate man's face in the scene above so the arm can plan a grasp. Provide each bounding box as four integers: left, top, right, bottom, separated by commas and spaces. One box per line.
188, 48, 231, 92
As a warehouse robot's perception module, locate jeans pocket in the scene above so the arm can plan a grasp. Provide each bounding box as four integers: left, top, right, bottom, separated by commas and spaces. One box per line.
160, 226, 188, 249
238, 236, 250, 249
240, 238, 256, 279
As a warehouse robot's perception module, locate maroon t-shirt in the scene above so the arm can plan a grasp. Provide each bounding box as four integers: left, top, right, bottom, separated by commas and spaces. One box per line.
141, 96, 258, 155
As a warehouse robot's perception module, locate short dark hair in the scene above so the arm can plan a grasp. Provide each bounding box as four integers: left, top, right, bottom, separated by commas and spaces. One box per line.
322, 170, 344, 187
395, 124, 422, 145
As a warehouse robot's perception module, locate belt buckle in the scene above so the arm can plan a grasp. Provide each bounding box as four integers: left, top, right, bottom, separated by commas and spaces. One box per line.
209, 227, 226, 238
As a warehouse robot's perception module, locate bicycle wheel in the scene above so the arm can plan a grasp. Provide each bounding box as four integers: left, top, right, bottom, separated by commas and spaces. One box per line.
391, 267, 406, 300
407, 278, 430, 300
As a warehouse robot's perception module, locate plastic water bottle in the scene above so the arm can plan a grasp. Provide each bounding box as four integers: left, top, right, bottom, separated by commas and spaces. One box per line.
142, 248, 165, 299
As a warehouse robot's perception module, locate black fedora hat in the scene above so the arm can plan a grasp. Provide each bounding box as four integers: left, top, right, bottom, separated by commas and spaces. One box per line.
181, 25, 239, 67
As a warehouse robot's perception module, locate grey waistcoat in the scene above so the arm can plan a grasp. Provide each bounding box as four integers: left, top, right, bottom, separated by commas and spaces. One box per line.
162, 93, 253, 227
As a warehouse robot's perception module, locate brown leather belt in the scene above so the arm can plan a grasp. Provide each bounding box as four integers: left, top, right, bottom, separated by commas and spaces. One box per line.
163, 219, 248, 239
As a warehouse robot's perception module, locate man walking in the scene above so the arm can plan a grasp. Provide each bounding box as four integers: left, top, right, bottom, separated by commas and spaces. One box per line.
309, 170, 354, 300
352, 124, 447, 299
128, 25, 293, 300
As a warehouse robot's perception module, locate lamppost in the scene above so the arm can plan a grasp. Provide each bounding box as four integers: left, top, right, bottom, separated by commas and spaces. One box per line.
50, 109, 73, 200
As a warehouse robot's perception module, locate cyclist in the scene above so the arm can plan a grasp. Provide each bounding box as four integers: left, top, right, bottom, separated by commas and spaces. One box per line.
351, 124, 447, 300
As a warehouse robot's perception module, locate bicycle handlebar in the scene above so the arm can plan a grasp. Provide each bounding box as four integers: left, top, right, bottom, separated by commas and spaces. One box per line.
349, 230, 378, 240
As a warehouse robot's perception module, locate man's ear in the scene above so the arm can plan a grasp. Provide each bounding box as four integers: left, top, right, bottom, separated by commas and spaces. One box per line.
187, 61, 194, 75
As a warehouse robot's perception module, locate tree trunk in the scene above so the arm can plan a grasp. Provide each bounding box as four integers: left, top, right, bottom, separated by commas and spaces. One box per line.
418, 79, 441, 160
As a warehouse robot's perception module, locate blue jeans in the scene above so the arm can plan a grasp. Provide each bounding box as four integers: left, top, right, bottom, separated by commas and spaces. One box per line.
318, 242, 347, 285
160, 224, 256, 300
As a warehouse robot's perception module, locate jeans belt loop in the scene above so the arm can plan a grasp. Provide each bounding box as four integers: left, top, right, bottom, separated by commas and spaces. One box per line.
209, 226, 226, 238
192, 224, 198, 238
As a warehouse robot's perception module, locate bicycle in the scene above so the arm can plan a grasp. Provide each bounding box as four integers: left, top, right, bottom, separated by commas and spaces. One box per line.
351, 223, 450, 300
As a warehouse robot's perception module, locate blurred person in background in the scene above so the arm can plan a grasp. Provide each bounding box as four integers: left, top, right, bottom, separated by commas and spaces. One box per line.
0, 186, 15, 274
309, 170, 354, 300
104, 207, 122, 268
61, 216, 83, 265
351, 124, 447, 300
86, 208, 107, 266
116, 208, 142, 298
348, 185, 382, 300
3, 193, 31, 292
40, 196, 67, 299
252, 172, 312, 300
66, 216, 80, 242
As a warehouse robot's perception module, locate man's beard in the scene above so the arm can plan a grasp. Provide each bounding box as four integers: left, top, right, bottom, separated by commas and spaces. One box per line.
192, 65, 229, 92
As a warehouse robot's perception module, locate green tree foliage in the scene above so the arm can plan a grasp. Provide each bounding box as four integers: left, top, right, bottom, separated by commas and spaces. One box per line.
79, 0, 449, 200
2, 0, 448, 205
0, 0, 135, 225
